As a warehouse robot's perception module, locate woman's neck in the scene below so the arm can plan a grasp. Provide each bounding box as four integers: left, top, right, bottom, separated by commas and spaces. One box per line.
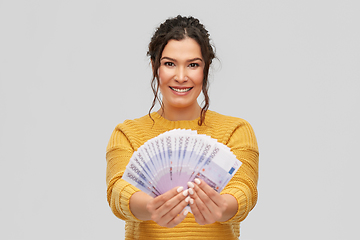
157, 104, 202, 121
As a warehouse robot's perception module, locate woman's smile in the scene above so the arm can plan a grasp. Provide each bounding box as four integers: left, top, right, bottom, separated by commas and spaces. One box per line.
169, 86, 193, 93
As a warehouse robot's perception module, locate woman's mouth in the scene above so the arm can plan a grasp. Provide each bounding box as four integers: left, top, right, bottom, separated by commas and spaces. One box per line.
169, 87, 193, 93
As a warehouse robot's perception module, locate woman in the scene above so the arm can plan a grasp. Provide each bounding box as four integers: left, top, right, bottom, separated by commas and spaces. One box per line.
106, 15, 259, 240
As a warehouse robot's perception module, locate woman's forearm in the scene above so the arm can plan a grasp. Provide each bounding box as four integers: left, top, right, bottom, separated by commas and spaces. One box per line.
219, 194, 238, 222
129, 191, 153, 221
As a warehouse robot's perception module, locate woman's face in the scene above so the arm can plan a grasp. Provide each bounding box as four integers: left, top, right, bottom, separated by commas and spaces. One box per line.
158, 38, 204, 113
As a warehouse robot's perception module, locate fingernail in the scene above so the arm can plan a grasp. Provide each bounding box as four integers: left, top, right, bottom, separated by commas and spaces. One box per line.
194, 178, 201, 185
182, 189, 189, 196
185, 196, 190, 203
187, 182, 194, 188
190, 198, 194, 204
177, 186, 184, 193
183, 209, 189, 216
188, 188, 194, 195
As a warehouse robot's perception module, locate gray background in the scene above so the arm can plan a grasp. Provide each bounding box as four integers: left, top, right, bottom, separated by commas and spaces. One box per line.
1, 0, 359, 239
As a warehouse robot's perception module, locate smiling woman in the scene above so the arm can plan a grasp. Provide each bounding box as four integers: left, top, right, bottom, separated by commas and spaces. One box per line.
106, 15, 259, 240
157, 38, 204, 121
147, 16, 215, 126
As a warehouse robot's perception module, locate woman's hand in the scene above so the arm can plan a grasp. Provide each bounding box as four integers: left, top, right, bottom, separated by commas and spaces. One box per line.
130, 186, 190, 228
147, 186, 191, 227
187, 179, 238, 225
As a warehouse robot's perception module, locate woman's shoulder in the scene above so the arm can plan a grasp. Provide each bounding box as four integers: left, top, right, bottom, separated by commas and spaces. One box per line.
206, 110, 251, 126
204, 110, 256, 145
110, 113, 158, 150
115, 113, 155, 130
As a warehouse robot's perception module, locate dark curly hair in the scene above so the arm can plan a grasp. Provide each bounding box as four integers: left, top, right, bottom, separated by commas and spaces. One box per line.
147, 15, 216, 126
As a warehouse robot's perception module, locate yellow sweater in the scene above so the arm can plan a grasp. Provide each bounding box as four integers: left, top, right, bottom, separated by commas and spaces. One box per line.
106, 110, 259, 240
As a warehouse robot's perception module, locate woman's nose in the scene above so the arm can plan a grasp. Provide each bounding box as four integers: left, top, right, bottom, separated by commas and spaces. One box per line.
175, 67, 188, 82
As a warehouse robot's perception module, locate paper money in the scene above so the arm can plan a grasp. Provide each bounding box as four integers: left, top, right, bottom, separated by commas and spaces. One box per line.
123, 129, 242, 197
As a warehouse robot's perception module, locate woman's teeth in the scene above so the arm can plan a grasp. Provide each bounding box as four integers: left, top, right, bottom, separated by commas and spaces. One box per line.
170, 87, 192, 93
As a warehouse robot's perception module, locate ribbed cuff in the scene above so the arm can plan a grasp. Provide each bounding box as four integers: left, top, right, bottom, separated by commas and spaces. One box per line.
220, 187, 248, 223
113, 180, 143, 222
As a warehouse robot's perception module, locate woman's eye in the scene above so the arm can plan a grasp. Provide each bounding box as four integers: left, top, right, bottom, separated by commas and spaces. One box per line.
189, 63, 199, 68
164, 62, 175, 67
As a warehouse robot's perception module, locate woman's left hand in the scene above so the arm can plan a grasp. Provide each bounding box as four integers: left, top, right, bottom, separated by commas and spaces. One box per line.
187, 179, 237, 225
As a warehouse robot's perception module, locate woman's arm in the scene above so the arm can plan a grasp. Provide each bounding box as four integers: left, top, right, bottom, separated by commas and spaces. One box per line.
220, 120, 259, 222
106, 127, 190, 227
129, 191, 153, 221
189, 120, 259, 224
106, 128, 142, 221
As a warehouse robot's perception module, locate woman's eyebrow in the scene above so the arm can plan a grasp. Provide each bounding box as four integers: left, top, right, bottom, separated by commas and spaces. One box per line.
160, 57, 203, 62
160, 57, 176, 62
187, 58, 203, 62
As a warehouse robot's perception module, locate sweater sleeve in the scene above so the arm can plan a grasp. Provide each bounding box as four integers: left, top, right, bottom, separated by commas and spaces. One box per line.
220, 120, 259, 223
106, 127, 143, 222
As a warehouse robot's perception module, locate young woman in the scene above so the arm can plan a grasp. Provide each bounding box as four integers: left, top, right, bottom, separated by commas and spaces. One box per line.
106, 15, 259, 240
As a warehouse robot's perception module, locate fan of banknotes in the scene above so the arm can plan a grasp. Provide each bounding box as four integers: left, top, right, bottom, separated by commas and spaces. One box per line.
123, 129, 241, 197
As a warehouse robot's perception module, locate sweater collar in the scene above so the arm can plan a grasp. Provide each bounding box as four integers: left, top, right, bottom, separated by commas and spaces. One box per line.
150, 111, 212, 130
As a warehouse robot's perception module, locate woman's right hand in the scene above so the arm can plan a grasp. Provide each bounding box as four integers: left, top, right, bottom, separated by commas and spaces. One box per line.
146, 186, 190, 228
130, 186, 190, 228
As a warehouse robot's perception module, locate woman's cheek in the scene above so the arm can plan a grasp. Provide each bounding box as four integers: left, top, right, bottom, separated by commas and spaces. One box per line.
189, 70, 204, 84
158, 68, 172, 83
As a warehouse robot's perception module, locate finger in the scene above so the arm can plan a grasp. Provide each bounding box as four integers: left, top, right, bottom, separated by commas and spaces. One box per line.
153, 186, 187, 209
161, 197, 191, 226
189, 180, 217, 211
155, 189, 189, 220
193, 184, 218, 212
192, 186, 214, 213
188, 194, 206, 225
193, 178, 223, 206
166, 207, 190, 228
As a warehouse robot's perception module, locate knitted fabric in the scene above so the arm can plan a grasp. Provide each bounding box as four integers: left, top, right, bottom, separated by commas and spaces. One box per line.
106, 110, 259, 240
